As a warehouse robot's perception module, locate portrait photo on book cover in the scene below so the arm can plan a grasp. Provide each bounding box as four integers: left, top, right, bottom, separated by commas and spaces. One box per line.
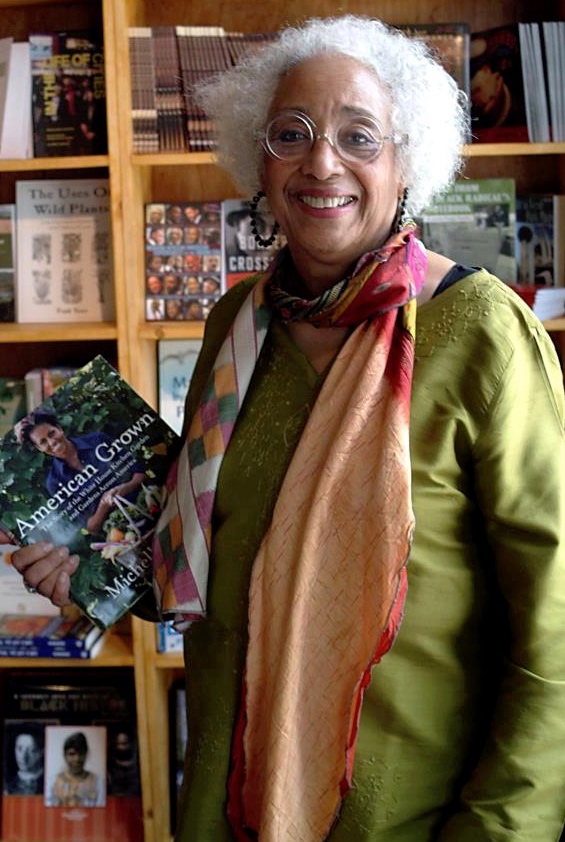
2, 720, 53, 797
44, 725, 106, 808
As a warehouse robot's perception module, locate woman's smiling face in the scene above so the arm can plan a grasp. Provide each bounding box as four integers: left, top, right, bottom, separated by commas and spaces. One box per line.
262, 53, 403, 292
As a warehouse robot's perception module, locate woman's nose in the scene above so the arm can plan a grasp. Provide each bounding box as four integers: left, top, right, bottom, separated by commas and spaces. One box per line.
300, 133, 345, 178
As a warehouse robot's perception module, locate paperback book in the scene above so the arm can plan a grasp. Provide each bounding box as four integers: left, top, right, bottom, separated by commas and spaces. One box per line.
156, 619, 184, 654
0, 203, 15, 321
0, 612, 104, 659
157, 338, 202, 435
0, 41, 33, 160
0, 355, 180, 630
145, 200, 222, 322
29, 30, 107, 157
15, 178, 114, 323
221, 197, 285, 289
420, 177, 517, 282
2, 669, 143, 841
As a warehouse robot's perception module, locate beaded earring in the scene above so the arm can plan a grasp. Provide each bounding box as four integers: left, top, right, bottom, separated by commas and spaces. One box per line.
250, 191, 280, 247
394, 187, 409, 233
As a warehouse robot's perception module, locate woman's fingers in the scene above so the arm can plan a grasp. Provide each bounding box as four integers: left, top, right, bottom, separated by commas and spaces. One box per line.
11, 543, 79, 606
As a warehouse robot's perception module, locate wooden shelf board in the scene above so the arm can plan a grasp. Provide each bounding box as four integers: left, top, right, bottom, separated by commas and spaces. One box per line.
0, 322, 118, 342
138, 321, 206, 340
0, 155, 109, 172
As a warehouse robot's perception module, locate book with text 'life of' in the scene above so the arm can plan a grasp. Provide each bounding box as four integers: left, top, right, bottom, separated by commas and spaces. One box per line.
2, 669, 143, 841
0, 355, 180, 630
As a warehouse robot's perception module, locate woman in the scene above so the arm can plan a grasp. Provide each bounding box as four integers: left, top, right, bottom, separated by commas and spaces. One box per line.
49, 731, 101, 807
16, 411, 146, 535
10, 15, 565, 841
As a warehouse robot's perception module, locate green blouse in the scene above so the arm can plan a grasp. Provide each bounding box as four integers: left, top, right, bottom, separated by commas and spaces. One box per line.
173, 270, 565, 842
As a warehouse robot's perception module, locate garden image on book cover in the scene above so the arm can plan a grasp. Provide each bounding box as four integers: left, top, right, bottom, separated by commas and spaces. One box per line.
0, 356, 179, 629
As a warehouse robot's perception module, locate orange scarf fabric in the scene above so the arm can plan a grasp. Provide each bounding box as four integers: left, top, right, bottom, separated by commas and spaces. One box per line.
225, 230, 427, 840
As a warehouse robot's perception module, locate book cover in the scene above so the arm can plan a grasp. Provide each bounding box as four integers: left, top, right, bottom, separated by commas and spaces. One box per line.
542, 21, 565, 142
156, 619, 184, 653
516, 194, 565, 286
0, 37, 12, 140
470, 24, 528, 143
0, 543, 61, 617
157, 339, 202, 435
0, 612, 104, 658
15, 178, 114, 324
29, 30, 107, 157
2, 669, 143, 841
221, 197, 285, 290
0, 203, 15, 321
421, 177, 517, 282
145, 200, 222, 322
396, 23, 470, 99
0, 41, 33, 160
0, 355, 180, 630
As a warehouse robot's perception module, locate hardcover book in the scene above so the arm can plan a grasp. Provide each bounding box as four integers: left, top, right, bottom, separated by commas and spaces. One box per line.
469, 24, 528, 143
516, 194, 565, 286
0, 355, 180, 630
396, 23, 470, 100
221, 197, 285, 290
29, 30, 107, 157
145, 200, 222, 322
420, 177, 517, 282
157, 338, 202, 435
0, 203, 16, 321
15, 178, 114, 324
2, 669, 143, 841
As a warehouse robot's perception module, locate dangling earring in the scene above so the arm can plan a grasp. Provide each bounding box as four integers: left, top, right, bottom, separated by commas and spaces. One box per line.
250, 191, 280, 247
394, 187, 409, 233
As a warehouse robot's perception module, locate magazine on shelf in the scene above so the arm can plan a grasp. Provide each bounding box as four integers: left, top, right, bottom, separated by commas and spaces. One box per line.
420, 177, 517, 282
0, 355, 180, 630
0, 612, 104, 659
15, 178, 114, 323
2, 669, 143, 841
29, 30, 107, 157
221, 197, 285, 289
144, 200, 222, 322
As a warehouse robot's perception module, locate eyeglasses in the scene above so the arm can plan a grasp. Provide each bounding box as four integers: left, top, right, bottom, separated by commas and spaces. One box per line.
257, 109, 408, 164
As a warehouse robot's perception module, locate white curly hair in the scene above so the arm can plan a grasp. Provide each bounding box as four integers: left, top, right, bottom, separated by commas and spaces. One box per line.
194, 15, 469, 217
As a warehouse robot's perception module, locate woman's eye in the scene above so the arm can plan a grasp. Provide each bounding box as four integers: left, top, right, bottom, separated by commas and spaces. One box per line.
279, 128, 308, 144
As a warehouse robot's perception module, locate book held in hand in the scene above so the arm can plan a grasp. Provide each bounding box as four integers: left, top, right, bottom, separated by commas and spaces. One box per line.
0, 355, 180, 630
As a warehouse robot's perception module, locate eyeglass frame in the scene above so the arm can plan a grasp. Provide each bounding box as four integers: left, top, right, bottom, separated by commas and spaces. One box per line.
255, 109, 409, 164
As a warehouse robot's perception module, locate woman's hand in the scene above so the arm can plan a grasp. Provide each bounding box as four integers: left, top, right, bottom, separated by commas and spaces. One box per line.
10, 542, 80, 607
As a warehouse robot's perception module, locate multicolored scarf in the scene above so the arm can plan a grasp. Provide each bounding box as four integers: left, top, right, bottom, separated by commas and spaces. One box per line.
152, 226, 427, 839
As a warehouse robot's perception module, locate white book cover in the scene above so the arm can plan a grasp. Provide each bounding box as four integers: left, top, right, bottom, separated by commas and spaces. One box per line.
0, 37, 13, 141
15, 179, 115, 323
157, 339, 202, 435
0, 41, 33, 160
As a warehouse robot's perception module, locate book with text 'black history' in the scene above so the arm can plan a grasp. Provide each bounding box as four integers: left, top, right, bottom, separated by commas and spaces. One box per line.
0, 355, 180, 630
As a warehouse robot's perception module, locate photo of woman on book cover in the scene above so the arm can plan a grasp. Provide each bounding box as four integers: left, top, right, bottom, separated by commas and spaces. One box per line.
14, 410, 147, 536
45, 726, 106, 808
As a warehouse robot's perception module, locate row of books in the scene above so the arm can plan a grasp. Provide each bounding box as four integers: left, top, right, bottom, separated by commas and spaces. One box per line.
0, 178, 114, 325
144, 198, 284, 322
1, 669, 143, 841
128, 20, 565, 152
0, 30, 107, 160
0, 612, 105, 659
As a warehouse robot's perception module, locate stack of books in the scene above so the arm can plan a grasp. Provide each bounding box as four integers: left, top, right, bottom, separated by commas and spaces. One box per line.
0, 613, 105, 659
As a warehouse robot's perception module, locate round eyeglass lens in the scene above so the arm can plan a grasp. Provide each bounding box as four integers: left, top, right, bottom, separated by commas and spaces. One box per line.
264, 111, 387, 162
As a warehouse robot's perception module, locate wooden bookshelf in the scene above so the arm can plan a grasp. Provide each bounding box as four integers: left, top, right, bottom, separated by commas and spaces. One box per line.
0, 1, 564, 841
